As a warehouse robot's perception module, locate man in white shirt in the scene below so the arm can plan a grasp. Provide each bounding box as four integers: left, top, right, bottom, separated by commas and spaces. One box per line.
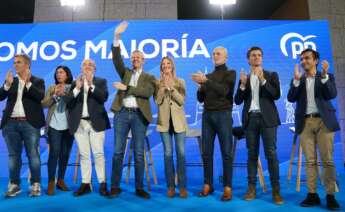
234, 47, 283, 205
0, 54, 45, 197
64, 59, 110, 197
287, 48, 340, 210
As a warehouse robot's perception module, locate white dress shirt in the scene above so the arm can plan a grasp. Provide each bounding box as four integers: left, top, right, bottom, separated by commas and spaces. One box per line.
4, 77, 32, 118
122, 69, 141, 108
240, 73, 266, 112
293, 74, 329, 114
73, 80, 95, 118
113, 39, 141, 108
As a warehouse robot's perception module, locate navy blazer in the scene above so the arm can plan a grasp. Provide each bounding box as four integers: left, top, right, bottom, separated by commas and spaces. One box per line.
0, 76, 45, 129
234, 70, 281, 128
64, 76, 111, 134
287, 72, 340, 134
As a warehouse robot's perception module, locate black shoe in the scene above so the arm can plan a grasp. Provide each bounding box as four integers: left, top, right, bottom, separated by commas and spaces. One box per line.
300, 193, 321, 207
73, 183, 91, 197
99, 182, 109, 196
109, 187, 122, 198
135, 189, 150, 199
326, 195, 340, 210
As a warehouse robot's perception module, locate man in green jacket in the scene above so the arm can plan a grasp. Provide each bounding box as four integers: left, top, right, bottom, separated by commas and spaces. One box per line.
109, 21, 155, 199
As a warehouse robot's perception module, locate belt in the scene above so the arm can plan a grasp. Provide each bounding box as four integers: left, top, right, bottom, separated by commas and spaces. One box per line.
123, 107, 139, 112
305, 113, 321, 118
249, 110, 261, 116
81, 117, 90, 120
11, 117, 27, 121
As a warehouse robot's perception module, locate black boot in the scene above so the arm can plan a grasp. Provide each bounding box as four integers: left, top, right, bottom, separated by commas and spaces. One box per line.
73, 183, 91, 197
109, 187, 122, 198
99, 182, 109, 196
300, 193, 321, 207
135, 189, 150, 199
326, 194, 340, 210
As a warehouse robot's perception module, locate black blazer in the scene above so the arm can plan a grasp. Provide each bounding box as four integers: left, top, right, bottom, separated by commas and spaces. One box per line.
287, 72, 340, 134
0, 76, 45, 129
64, 77, 110, 134
234, 70, 281, 128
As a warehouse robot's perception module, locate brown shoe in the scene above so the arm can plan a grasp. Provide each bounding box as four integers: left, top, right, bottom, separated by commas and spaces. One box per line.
272, 187, 284, 205
167, 187, 175, 198
56, 179, 70, 191
179, 188, 188, 198
198, 184, 214, 197
244, 184, 256, 201
221, 186, 232, 201
47, 181, 55, 196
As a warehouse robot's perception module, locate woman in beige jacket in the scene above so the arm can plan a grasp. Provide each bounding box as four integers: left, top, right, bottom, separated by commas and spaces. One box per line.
41, 66, 74, 195
154, 56, 188, 198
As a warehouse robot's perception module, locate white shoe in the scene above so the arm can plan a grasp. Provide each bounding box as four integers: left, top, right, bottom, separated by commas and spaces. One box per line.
29, 183, 41, 197
5, 183, 21, 198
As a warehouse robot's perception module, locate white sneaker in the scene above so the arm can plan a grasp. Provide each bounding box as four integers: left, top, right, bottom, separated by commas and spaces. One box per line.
29, 183, 41, 197
5, 183, 21, 198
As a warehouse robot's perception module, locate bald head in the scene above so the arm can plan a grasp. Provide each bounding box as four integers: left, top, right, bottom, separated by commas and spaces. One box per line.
81, 59, 96, 75
212, 46, 228, 66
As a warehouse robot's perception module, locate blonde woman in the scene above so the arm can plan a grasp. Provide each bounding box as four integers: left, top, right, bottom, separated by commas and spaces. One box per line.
155, 56, 188, 198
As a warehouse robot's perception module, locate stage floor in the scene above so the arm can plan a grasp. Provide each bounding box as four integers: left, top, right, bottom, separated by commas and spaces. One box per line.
0, 173, 343, 212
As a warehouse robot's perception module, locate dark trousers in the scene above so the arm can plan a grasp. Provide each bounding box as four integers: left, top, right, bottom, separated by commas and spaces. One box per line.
201, 110, 233, 188
47, 127, 74, 182
245, 112, 280, 188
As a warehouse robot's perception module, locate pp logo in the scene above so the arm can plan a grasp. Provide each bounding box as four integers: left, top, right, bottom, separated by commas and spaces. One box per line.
280, 33, 317, 59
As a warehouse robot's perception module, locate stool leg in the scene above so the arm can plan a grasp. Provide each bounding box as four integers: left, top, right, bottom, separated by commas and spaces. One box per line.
123, 138, 130, 165
296, 142, 303, 192
257, 158, 267, 192
125, 140, 133, 184
197, 136, 203, 165
73, 149, 80, 184
146, 137, 158, 185
288, 134, 298, 181
143, 151, 151, 191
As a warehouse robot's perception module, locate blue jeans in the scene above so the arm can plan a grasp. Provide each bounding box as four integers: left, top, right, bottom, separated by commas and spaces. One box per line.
2, 119, 41, 185
202, 110, 233, 188
111, 108, 148, 189
160, 131, 186, 189
245, 113, 280, 188
47, 127, 74, 182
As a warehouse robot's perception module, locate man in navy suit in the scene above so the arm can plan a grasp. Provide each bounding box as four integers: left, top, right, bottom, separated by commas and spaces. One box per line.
64, 59, 110, 197
235, 47, 283, 205
287, 48, 340, 210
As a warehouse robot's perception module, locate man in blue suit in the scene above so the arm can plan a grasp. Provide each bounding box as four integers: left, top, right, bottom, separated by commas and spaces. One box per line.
287, 49, 340, 211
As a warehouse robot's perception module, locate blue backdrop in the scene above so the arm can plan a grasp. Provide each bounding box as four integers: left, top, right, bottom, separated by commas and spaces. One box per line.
0, 20, 340, 181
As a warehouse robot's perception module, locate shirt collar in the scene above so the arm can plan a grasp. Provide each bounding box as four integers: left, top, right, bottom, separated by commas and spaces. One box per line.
133, 68, 143, 75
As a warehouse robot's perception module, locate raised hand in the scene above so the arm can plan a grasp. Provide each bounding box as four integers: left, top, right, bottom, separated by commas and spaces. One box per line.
257, 68, 265, 82
76, 74, 84, 90
113, 82, 127, 91
321, 60, 329, 78
54, 84, 65, 96
114, 21, 128, 38
191, 71, 207, 84
24, 69, 31, 84
5, 70, 14, 87
240, 68, 247, 86
294, 64, 302, 80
